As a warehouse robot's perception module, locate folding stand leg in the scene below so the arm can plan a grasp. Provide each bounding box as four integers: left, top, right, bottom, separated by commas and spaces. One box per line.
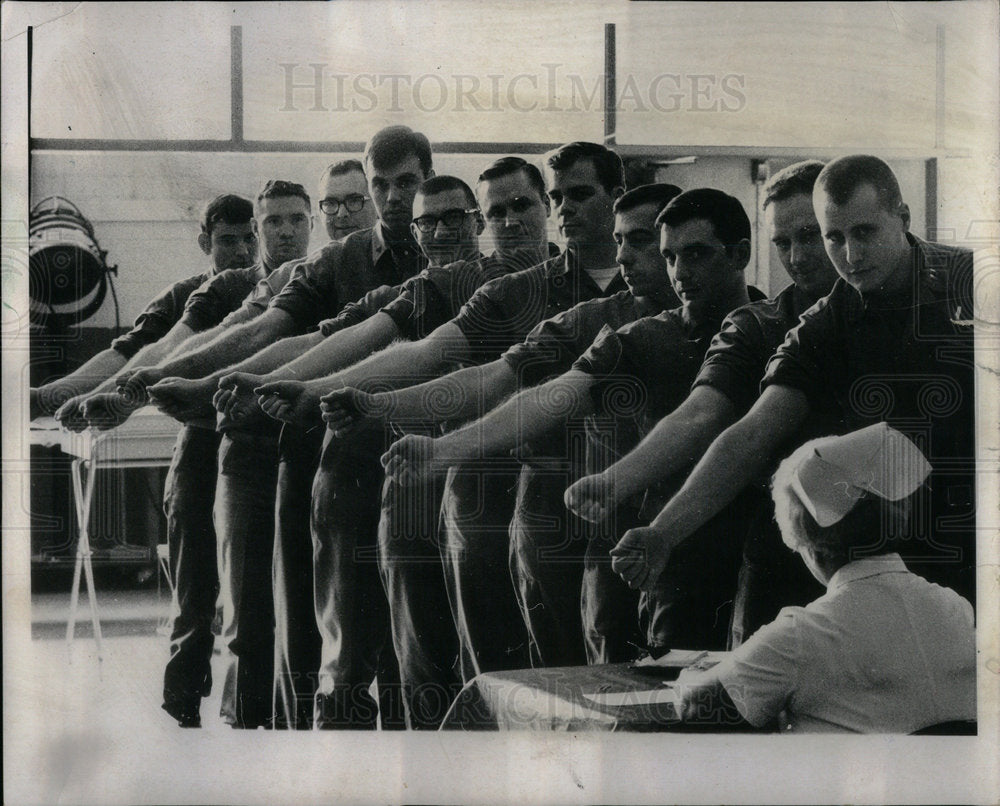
67, 456, 104, 666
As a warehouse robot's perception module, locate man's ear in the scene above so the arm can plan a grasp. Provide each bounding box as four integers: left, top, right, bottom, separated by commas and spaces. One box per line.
732, 238, 752, 271
410, 222, 420, 243
612, 185, 625, 201
197, 232, 212, 256
898, 202, 911, 232
474, 212, 485, 237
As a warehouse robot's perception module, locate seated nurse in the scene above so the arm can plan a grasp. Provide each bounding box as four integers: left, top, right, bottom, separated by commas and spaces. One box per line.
677, 422, 976, 733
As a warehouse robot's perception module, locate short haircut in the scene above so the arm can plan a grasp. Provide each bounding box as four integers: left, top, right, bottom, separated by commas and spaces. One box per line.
815, 154, 904, 212
772, 441, 910, 564
417, 175, 477, 209
201, 194, 253, 236
256, 180, 311, 212
545, 142, 625, 195
363, 125, 433, 176
477, 156, 547, 201
320, 159, 366, 184
613, 183, 683, 217
763, 160, 826, 209
655, 188, 751, 247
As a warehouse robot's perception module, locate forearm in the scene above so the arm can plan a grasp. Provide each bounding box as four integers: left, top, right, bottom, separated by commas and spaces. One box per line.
164, 323, 224, 358
101, 324, 198, 391
437, 369, 594, 461
372, 359, 517, 424
263, 314, 399, 383
306, 323, 469, 395
605, 387, 736, 500
38, 348, 127, 396
157, 311, 290, 380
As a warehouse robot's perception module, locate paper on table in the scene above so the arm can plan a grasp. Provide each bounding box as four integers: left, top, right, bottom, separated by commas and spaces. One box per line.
583, 686, 680, 708
632, 649, 728, 670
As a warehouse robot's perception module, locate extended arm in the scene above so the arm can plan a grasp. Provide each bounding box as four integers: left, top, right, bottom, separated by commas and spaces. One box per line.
300, 320, 473, 395
260, 312, 401, 383
320, 358, 517, 435
611, 384, 808, 590
381, 368, 594, 483
566, 385, 738, 521
32, 347, 127, 416
119, 306, 297, 396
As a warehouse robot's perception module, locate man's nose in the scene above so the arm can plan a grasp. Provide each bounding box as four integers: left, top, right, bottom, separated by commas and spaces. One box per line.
789, 241, 806, 268
845, 237, 864, 264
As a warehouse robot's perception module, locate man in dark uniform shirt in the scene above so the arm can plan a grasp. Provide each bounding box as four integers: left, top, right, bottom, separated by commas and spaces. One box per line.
227, 174, 487, 730
566, 160, 840, 646
612, 155, 975, 616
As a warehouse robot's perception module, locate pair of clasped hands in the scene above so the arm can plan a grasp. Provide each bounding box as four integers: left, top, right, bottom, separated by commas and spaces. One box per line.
114, 368, 673, 592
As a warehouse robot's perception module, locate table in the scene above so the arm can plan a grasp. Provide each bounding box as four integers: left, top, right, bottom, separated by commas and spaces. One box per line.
30, 408, 181, 662
440, 660, 753, 732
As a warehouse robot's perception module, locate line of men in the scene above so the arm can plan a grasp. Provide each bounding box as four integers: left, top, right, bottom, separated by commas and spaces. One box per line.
32, 126, 975, 732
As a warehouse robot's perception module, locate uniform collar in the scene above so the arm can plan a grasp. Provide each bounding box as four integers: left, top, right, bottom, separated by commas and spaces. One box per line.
827, 553, 908, 589
371, 223, 420, 267
850, 232, 944, 315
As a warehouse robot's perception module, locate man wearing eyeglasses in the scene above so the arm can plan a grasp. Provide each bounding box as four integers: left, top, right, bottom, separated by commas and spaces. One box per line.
318, 159, 377, 242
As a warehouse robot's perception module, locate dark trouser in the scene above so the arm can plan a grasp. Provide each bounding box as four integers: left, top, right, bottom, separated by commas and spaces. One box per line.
312, 429, 403, 729
378, 464, 462, 729
162, 425, 221, 717
731, 496, 824, 648
510, 462, 590, 668
580, 504, 645, 664
640, 496, 750, 653
272, 424, 324, 729
440, 460, 529, 681
215, 429, 279, 728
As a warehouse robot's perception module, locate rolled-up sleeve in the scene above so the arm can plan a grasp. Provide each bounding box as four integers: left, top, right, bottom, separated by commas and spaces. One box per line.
318, 283, 401, 337
693, 310, 767, 414
715, 610, 799, 728
762, 298, 836, 406
110, 274, 205, 359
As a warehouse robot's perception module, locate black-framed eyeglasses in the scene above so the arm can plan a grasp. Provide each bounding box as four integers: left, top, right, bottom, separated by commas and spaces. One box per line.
319, 194, 368, 214
483, 196, 538, 221
412, 208, 479, 233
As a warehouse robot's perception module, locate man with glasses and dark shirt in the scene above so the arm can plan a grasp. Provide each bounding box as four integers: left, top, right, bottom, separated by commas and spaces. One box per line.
340, 184, 687, 677
382, 187, 759, 661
